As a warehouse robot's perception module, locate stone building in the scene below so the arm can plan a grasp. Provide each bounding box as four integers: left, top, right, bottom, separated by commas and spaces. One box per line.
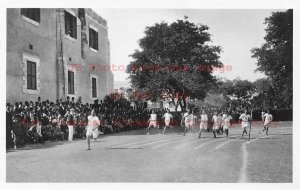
7, 8, 114, 103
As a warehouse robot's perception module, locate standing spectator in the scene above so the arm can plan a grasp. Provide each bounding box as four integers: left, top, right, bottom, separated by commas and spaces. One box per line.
66, 108, 75, 141
6, 103, 13, 149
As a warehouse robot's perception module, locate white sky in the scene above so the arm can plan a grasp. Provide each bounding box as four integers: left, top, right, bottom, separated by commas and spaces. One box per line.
96, 9, 284, 84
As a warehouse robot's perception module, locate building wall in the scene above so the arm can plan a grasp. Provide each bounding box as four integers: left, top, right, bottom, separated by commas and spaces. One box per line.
84, 8, 110, 101
7, 8, 57, 103
7, 8, 113, 104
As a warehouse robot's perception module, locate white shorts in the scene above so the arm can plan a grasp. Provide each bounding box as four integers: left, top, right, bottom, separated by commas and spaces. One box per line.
264, 121, 271, 126
213, 125, 220, 130
185, 121, 193, 127
86, 126, 98, 137
149, 121, 157, 127
200, 122, 208, 130
223, 125, 230, 130
165, 120, 170, 126
242, 122, 250, 128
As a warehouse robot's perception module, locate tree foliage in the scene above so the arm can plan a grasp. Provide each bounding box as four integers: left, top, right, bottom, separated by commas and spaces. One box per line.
251, 9, 293, 108
214, 78, 255, 110
252, 78, 275, 109
127, 17, 223, 111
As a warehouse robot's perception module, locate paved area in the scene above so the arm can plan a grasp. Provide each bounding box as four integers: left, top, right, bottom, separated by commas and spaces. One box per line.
6, 121, 292, 182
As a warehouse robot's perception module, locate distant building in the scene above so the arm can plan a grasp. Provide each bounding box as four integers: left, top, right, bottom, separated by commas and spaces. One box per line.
7, 8, 113, 103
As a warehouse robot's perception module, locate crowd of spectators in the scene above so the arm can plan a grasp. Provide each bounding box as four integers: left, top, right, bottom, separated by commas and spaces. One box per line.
6, 93, 153, 150
7, 92, 280, 150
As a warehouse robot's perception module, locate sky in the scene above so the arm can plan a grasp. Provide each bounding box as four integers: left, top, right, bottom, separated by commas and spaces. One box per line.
95, 9, 284, 87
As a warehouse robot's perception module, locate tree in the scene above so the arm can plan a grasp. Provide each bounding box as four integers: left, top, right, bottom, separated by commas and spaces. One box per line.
251, 78, 275, 109
127, 17, 223, 112
251, 9, 293, 108
214, 78, 255, 111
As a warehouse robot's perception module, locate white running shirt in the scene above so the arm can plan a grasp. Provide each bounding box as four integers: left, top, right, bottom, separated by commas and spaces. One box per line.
149, 114, 157, 121
88, 115, 100, 130
163, 113, 173, 122
263, 113, 273, 125
184, 113, 193, 122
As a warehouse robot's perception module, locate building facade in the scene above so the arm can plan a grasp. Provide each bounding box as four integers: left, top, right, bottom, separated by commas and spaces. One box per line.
7, 8, 113, 104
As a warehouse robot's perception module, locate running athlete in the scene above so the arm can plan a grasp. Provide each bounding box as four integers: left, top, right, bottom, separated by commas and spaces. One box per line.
212, 112, 222, 138
239, 110, 251, 138
262, 110, 273, 135
161, 110, 173, 134
198, 110, 208, 139
147, 110, 157, 135
86, 109, 100, 150
181, 110, 193, 136
222, 111, 232, 138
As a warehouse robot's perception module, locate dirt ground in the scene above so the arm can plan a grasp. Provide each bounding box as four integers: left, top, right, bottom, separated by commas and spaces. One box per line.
6, 121, 292, 182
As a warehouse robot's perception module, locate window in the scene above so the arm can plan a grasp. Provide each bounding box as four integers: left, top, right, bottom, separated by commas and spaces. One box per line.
68, 71, 74, 94
92, 77, 97, 98
89, 27, 98, 50
21, 8, 40, 23
27, 61, 37, 90
64, 11, 77, 39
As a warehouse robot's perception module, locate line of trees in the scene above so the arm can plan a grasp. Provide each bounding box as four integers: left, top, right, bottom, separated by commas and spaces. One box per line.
126, 10, 293, 112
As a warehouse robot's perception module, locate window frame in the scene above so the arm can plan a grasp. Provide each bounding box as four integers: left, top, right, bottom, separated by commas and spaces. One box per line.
68, 70, 75, 95
26, 60, 37, 90
64, 10, 77, 39
92, 77, 97, 98
90, 74, 98, 99
22, 53, 40, 95
89, 26, 99, 51
21, 8, 40, 26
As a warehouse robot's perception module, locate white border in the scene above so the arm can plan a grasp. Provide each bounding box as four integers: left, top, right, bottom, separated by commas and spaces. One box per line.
1, 1, 300, 190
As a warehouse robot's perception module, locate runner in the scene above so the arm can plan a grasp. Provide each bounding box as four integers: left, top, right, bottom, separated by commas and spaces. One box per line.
181, 110, 193, 136
161, 109, 173, 134
239, 110, 251, 138
262, 110, 273, 135
147, 109, 157, 135
86, 109, 100, 150
222, 110, 233, 138
212, 112, 222, 138
198, 110, 208, 139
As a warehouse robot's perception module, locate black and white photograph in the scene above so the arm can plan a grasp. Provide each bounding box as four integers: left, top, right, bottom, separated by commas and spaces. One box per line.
1, 0, 299, 188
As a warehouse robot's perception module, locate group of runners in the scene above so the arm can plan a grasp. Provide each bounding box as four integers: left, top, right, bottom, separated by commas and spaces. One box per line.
145, 109, 273, 138
86, 108, 273, 150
